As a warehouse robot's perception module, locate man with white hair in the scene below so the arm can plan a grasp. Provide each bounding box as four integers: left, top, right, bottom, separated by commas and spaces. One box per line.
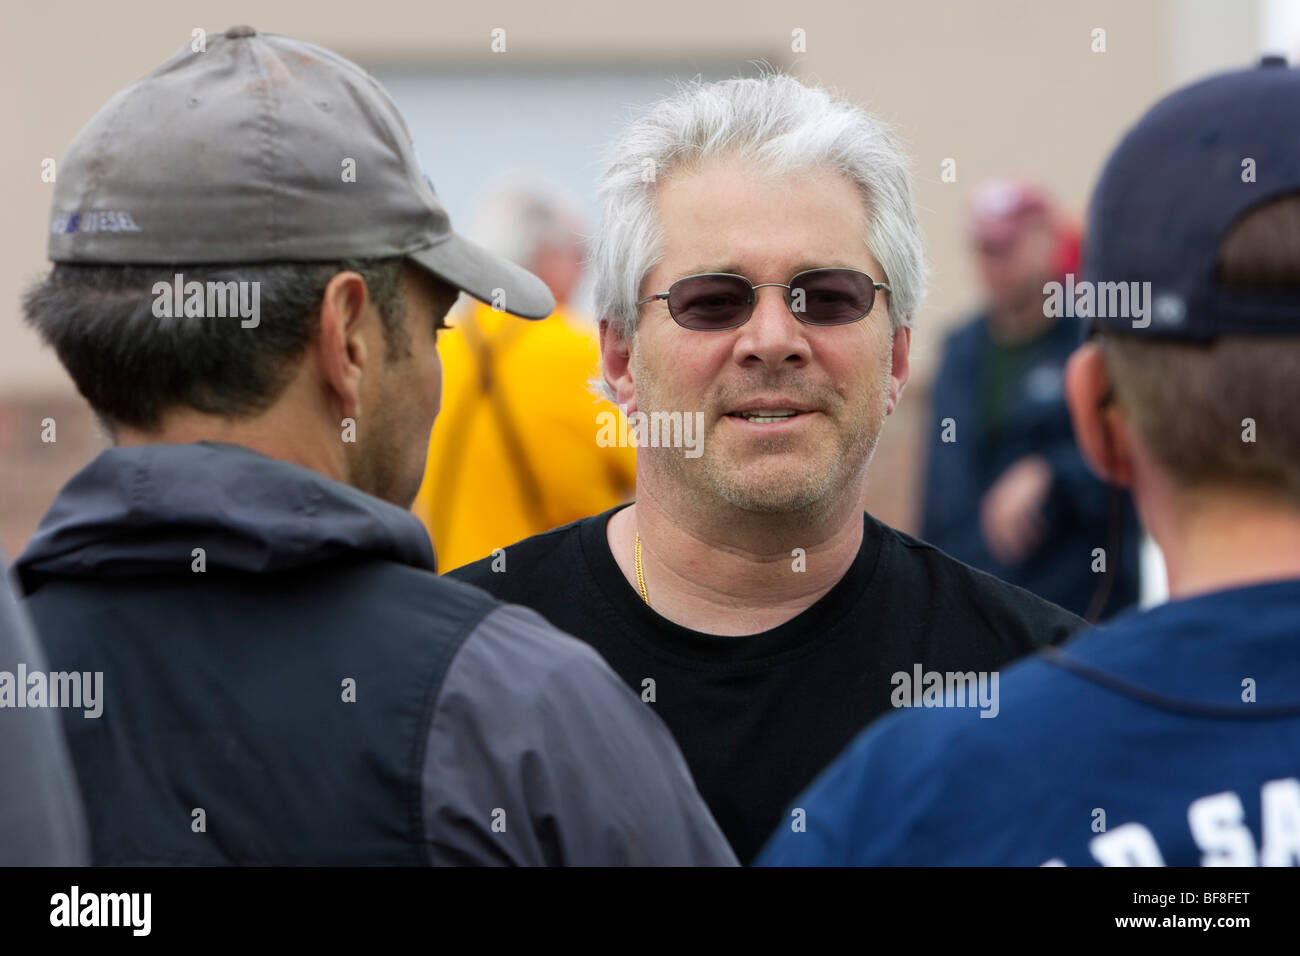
452, 74, 1084, 862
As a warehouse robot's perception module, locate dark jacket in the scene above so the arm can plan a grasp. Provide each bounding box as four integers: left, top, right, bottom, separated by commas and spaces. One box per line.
15, 442, 735, 866
921, 313, 1140, 619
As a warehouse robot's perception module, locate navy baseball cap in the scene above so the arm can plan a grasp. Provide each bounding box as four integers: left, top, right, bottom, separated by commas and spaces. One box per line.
1083, 56, 1300, 340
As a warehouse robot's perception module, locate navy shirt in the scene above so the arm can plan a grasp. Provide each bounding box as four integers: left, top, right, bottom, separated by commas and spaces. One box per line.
757, 579, 1300, 866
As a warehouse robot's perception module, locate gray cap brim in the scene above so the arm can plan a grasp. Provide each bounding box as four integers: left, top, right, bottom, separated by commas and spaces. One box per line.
410, 233, 555, 320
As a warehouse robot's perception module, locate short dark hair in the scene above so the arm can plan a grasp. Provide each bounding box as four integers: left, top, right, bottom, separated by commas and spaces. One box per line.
1100, 194, 1300, 504
23, 258, 416, 433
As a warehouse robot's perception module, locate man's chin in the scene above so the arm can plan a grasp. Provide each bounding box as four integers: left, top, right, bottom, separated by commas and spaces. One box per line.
708, 428, 823, 468
705, 464, 836, 515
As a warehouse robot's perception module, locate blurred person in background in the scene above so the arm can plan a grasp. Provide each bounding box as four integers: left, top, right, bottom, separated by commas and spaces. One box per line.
921, 178, 1140, 620
412, 185, 635, 572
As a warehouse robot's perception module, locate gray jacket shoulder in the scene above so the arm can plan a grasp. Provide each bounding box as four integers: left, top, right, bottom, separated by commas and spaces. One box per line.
0, 562, 88, 865
421, 602, 737, 866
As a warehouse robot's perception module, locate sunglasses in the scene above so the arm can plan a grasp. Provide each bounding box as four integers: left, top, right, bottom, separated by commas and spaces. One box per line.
636, 268, 891, 331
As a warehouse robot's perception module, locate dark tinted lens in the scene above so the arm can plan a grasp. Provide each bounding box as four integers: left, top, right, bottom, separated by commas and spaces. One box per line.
789, 269, 875, 325
666, 274, 753, 329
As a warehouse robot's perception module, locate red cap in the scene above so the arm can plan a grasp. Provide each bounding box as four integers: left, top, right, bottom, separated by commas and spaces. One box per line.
970, 179, 1050, 248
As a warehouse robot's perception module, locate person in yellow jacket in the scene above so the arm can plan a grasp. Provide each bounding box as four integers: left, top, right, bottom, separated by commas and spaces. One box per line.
411, 186, 635, 571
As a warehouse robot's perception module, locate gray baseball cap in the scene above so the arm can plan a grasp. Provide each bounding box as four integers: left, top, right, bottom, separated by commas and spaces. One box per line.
47, 25, 555, 320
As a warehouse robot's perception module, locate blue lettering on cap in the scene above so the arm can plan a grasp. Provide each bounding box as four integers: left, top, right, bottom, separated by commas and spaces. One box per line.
410, 139, 436, 195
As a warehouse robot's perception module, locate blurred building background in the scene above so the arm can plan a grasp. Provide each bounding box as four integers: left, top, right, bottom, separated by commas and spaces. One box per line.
3, 0, 1297, 568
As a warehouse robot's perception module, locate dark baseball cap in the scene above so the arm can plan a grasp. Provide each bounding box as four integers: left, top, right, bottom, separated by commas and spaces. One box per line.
46, 25, 555, 320
1084, 55, 1300, 340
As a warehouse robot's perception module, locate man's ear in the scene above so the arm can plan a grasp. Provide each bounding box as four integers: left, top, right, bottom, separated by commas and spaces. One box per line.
1065, 341, 1135, 487
886, 325, 912, 415
599, 316, 637, 414
316, 271, 373, 422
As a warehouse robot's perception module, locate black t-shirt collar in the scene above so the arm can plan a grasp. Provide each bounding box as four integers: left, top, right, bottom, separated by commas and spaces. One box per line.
576, 502, 887, 665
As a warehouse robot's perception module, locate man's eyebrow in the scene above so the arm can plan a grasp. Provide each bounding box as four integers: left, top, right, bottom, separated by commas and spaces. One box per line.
673, 261, 866, 280
687, 263, 746, 277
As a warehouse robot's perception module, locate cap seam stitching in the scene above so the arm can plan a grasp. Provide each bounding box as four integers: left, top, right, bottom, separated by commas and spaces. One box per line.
245, 36, 279, 250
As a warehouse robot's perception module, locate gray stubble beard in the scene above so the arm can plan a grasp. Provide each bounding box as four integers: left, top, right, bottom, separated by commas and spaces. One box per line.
633, 348, 893, 523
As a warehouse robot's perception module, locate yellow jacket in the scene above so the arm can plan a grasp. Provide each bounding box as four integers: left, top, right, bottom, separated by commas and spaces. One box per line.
412, 301, 635, 572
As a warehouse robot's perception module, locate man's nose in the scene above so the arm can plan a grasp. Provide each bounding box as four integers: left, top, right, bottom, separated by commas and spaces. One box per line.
732, 285, 811, 369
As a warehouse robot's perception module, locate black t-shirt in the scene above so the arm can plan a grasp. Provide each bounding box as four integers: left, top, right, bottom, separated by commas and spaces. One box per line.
449, 505, 1085, 863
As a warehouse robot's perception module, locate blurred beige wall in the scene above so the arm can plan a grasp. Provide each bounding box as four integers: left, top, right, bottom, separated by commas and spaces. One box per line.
0, 0, 1265, 554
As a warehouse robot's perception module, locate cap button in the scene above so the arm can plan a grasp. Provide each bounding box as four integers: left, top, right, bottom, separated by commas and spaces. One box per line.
225, 25, 257, 39
1259, 54, 1288, 68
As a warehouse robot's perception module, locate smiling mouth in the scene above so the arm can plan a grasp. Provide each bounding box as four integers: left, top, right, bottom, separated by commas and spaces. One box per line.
726, 408, 807, 424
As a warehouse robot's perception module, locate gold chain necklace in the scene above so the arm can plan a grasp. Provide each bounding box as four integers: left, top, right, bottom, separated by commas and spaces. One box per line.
634, 531, 649, 604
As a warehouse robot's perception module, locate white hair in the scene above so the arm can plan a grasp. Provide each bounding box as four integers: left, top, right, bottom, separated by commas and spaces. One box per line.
470, 181, 585, 269
591, 73, 928, 338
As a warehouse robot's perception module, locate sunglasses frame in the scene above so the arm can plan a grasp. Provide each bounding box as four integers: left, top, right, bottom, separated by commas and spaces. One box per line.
636, 268, 892, 331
